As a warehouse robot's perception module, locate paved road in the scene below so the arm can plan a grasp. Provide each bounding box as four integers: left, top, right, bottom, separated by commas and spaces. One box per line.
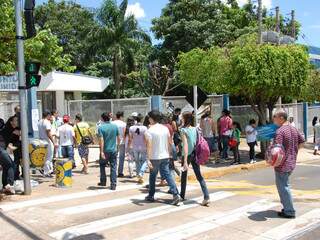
0, 158, 319, 240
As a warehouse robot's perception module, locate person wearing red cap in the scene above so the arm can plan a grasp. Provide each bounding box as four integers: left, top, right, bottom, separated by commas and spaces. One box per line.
57, 115, 76, 168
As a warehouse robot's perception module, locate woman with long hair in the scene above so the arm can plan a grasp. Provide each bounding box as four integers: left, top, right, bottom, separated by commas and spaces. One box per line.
124, 116, 136, 177
129, 114, 148, 184
180, 112, 210, 206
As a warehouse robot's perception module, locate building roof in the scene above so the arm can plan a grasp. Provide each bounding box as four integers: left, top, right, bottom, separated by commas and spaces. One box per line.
38, 71, 109, 92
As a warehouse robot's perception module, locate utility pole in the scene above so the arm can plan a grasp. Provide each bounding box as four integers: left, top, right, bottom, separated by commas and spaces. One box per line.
275, 6, 280, 33
15, 0, 31, 195
291, 10, 296, 39
193, 86, 198, 126
257, 0, 263, 44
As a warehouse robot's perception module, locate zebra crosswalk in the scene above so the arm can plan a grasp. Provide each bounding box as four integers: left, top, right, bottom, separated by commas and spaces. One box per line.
1, 184, 320, 240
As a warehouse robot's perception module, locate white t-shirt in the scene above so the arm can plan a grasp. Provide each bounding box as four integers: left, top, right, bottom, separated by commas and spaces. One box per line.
112, 120, 126, 144
57, 124, 75, 146
245, 125, 257, 143
38, 119, 52, 142
145, 123, 170, 160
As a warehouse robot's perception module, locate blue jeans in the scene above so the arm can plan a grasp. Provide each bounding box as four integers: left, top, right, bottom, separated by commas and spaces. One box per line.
100, 152, 117, 187
275, 171, 295, 216
61, 145, 74, 162
221, 135, 230, 159
204, 136, 217, 153
0, 147, 15, 187
148, 159, 179, 198
133, 150, 147, 177
117, 144, 125, 175
181, 153, 209, 200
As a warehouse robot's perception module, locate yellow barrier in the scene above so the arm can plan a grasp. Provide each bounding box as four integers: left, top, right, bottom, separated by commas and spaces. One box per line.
55, 159, 72, 188
29, 139, 48, 168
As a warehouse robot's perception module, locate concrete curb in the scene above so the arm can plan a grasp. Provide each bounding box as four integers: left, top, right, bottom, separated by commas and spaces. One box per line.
187, 161, 269, 181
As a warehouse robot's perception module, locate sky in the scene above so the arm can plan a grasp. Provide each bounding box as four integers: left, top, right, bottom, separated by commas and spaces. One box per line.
37, 0, 320, 47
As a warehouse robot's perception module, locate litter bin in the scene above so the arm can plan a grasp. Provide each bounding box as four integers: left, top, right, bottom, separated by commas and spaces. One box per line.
55, 158, 72, 188
29, 139, 48, 168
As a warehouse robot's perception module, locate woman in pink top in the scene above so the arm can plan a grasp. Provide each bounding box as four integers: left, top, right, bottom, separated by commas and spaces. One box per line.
218, 109, 233, 160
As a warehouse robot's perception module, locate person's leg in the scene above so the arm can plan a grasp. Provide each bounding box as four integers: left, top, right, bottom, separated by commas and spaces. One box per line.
222, 136, 229, 159
43, 142, 54, 175
0, 148, 15, 187
117, 144, 125, 176
275, 171, 295, 216
61, 146, 67, 158
180, 157, 189, 200
248, 142, 256, 161
134, 150, 142, 176
160, 159, 179, 196
139, 151, 147, 177
236, 143, 241, 163
99, 155, 107, 186
13, 150, 21, 180
191, 156, 210, 200
109, 152, 118, 188
67, 145, 75, 168
148, 160, 160, 198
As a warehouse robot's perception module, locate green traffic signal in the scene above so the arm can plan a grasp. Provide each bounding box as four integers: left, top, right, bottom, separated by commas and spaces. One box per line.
26, 74, 41, 89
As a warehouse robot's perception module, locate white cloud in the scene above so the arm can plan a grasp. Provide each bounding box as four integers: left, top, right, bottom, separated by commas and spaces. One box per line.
125, 2, 146, 19
223, 0, 272, 9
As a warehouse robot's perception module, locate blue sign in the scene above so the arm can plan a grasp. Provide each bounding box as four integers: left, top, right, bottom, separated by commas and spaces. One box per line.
257, 124, 279, 141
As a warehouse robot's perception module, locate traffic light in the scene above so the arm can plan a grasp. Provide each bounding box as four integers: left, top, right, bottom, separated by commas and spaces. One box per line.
24, 0, 36, 39
25, 62, 41, 89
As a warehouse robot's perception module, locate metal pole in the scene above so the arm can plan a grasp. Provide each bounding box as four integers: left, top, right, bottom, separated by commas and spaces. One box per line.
275, 6, 280, 33
291, 10, 296, 39
193, 86, 198, 126
15, 0, 31, 195
258, 0, 263, 44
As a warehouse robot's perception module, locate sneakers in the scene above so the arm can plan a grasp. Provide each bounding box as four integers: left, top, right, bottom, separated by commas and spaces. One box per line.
145, 195, 155, 202
250, 159, 257, 164
97, 182, 106, 187
3, 184, 15, 195
172, 195, 181, 206
201, 199, 210, 207
137, 176, 144, 184
118, 173, 125, 178
277, 211, 295, 219
110, 185, 116, 191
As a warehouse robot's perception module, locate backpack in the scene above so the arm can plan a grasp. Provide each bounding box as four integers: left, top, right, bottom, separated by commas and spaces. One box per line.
195, 128, 210, 165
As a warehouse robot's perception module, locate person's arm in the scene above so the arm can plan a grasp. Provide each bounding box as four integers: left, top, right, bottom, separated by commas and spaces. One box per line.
99, 136, 105, 160
200, 119, 204, 130
211, 119, 216, 135
128, 128, 133, 148
181, 131, 188, 171
145, 132, 153, 170
172, 121, 178, 132
298, 132, 305, 149
167, 133, 173, 158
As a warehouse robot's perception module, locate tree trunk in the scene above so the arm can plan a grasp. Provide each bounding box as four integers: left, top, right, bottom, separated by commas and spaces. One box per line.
113, 53, 120, 99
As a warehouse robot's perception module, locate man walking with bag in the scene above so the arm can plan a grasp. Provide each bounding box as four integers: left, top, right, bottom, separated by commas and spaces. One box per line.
273, 110, 305, 219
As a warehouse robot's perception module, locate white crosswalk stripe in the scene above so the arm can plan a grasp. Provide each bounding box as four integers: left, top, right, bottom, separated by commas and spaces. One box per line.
0, 184, 141, 211
134, 200, 279, 240
56, 186, 197, 215
251, 208, 320, 240
49, 191, 235, 240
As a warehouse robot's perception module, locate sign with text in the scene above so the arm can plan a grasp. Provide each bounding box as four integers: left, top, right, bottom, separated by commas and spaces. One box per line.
0, 73, 18, 91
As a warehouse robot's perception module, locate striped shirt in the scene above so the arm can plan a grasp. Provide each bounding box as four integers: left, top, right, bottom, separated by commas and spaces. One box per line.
274, 124, 305, 173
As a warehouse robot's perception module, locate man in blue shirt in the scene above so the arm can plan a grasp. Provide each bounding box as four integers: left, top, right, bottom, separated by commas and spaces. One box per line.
98, 112, 120, 190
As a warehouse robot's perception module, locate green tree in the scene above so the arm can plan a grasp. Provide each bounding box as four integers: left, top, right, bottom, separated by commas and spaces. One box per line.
178, 34, 310, 126
35, 0, 97, 71
89, 0, 151, 99
0, 0, 74, 75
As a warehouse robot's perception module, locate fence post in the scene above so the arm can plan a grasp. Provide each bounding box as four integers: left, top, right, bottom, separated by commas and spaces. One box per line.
303, 102, 308, 140
151, 95, 162, 112
223, 94, 230, 111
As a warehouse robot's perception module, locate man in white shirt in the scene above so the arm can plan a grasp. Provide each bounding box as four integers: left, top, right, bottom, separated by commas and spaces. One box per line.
144, 110, 180, 205
38, 111, 55, 177
112, 111, 126, 177
57, 115, 76, 168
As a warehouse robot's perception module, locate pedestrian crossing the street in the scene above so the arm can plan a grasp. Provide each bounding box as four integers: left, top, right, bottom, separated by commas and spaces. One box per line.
2, 184, 320, 240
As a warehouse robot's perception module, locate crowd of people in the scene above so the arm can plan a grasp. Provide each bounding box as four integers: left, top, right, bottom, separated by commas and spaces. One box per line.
0, 106, 307, 218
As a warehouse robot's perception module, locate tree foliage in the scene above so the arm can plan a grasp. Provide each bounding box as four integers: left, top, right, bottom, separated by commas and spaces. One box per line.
88, 0, 151, 98
0, 0, 74, 75
35, 0, 97, 71
178, 34, 310, 124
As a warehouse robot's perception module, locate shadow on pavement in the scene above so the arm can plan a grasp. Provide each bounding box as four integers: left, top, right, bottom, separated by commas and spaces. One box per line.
72, 233, 104, 240
248, 210, 281, 222
0, 211, 47, 240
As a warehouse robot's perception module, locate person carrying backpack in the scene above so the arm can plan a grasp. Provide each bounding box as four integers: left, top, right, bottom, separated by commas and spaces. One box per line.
180, 112, 210, 206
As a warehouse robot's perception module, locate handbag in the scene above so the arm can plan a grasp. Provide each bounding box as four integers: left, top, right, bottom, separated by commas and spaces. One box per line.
76, 124, 92, 145
228, 130, 238, 148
